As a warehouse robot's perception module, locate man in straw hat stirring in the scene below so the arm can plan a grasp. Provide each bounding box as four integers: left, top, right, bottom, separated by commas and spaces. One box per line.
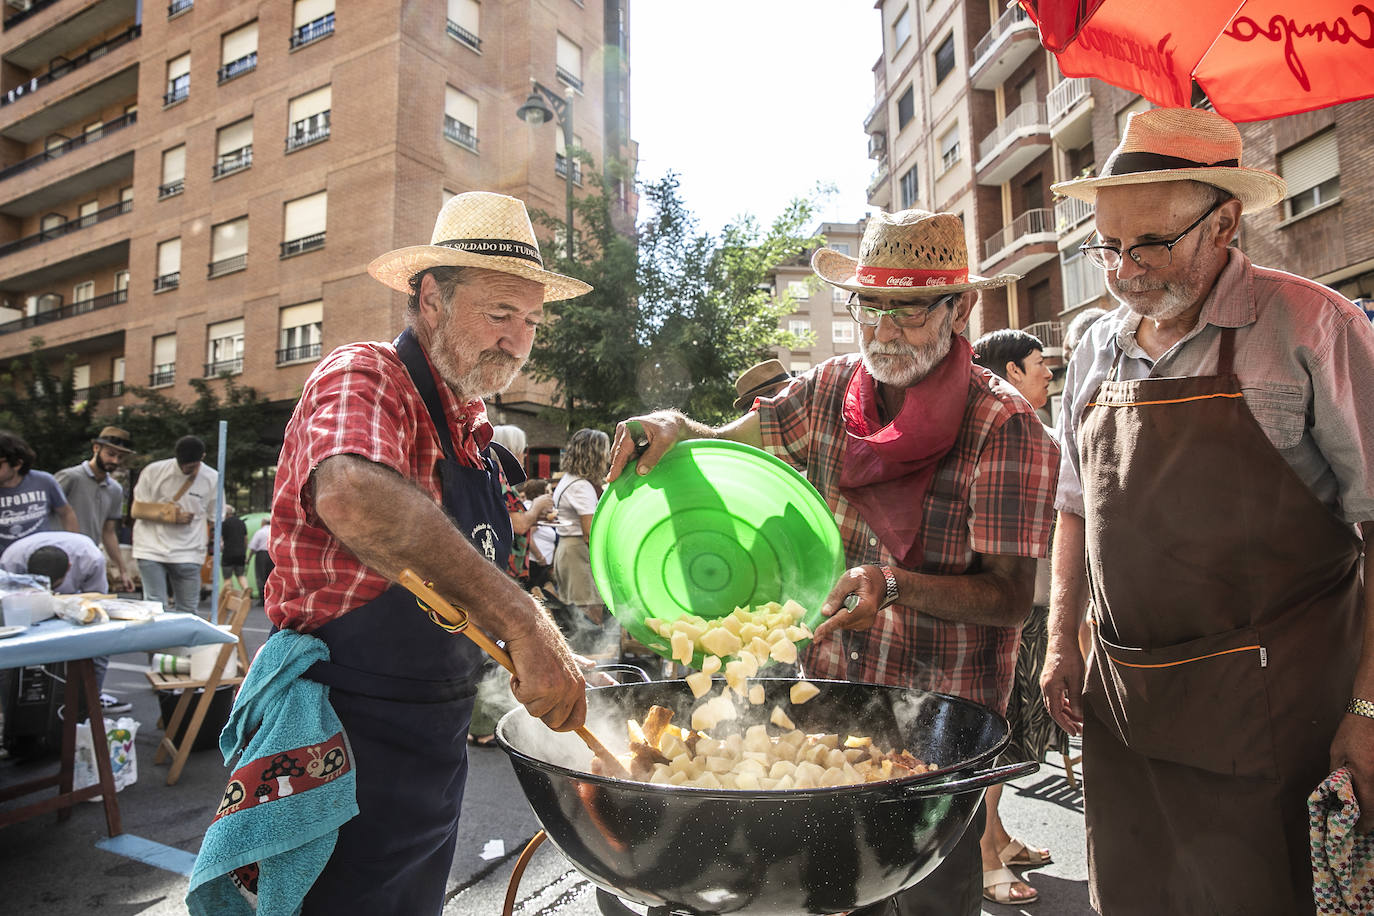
198, 193, 590, 914
610, 210, 1060, 913
1040, 107, 1374, 914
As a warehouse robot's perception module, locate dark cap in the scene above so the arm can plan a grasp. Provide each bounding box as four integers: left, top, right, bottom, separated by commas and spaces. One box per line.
93, 425, 134, 453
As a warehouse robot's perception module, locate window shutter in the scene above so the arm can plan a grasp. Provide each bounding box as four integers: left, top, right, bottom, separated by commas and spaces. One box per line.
161, 146, 185, 183
294, 0, 333, 27
289, 86, 331, 121
284, 192, 327, 240
157, 238, 181, 275
217, 119, 253, 154
1279, 130, 1338, 197
556, 33, 581, 79
167, 54, 190, 81
153, 334, 177, 365
208, 318, 244, 340
448, 0, 478, 34
445, 87, 478, 127
281, 301, 323, 328
212, 219, 248, 259
221, 22, 258, 63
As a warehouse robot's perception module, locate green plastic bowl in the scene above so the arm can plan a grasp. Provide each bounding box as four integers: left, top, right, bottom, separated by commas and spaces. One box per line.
589, 439, 844, 669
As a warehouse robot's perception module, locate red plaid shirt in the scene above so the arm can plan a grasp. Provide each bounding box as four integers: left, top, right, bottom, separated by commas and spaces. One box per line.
266, 340, 493, 632
756, 354, 1059, 712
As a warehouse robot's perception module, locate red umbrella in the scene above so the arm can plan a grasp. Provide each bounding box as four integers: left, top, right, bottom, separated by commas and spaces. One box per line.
1019, 0, 1374, 121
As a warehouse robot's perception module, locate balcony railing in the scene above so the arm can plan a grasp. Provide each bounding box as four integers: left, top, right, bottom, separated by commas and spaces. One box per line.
280, 232, 325, 258
867, 160, 890, 198
276, 342, 322, 365
0, 111, 136, 183
0, 199, 130, 259
207, 253, 246, 278
983, 207, 1054, 262
0, 288, 125, 337
72, 380, 124, 402
446, 19, 480, 51
2, 24, 141, 107
150, 365, 175, 387
976, 102, 1047, 164
212, 145, 252, 178
1062, 249, 1106, 308
555, 153, 583, 185
971, 3, 1031, 67
167, 0, 192, 17
217, 52, 257, 83
153, 271, 179, 292
164, 76, 189, 106
290, 13, 334, 50
204, 357, 243, 377
555, 65, 583, 92
1055, 196, 1094, 235
1047, 77, 1091, 123
4, 0, 62, 30
158, 178, 184, 199
443, 116, 478, 152
285, 112, 330, 151
1023, 320, 1064, 352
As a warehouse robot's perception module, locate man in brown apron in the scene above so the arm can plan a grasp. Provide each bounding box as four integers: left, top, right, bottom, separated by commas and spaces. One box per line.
1041, 107, 1374, 915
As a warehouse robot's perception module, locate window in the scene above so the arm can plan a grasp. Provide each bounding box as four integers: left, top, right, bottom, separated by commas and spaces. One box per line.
292, 0, 335, 48
900, 165, 919, 208
83, 121, 103, 140
832, 321, 855, 344
788, 318, 810, 336
934, 34, 956, 85
219, 21, 259, 83
151, 334, 176, 386
165, 54, 190, 105
41, 213, 65, 237
833, 286, 848, 303
791, 360, 810, 373
209, 218, 248, 278
112, 357, 125, 394
206, 318, 244, 376
939, 126, 961, 172
1116, 96, 1151, 139
896, 85, 915, 130
114, 270, 129, 301
556, 33, 583, 91
892, 5, 911, 49
278, 300, 323, 364
155, 238, 181, 291
444, 86, 478, 152
830, 243, 850, 256
787, 280, 810, 301
1279, 130, 1339, 220
447, 0, 480, 50
169, 0, 192, 16
282, 191, 327, 257
287, 85, 331, 151
555, 131, 583, 184
120, 186, 133, 208
78, 200, 98, 228
72, 364, 90, 396
160, 145, 186, 198
73, 281, 94, 307
213, 118, 253, 178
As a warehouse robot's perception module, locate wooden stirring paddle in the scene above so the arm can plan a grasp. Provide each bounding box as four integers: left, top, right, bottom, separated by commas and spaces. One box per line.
396, 569, 630, 779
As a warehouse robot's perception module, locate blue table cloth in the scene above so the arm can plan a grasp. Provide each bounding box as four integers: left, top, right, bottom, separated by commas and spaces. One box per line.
0, 613, 235, 667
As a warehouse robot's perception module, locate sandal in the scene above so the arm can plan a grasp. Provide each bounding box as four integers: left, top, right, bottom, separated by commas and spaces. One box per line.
999, 836, 1052, 867
983, 866, 1038, 905
467, 733, 498, 748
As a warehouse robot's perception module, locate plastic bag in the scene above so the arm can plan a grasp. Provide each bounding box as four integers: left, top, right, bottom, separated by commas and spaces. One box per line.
74, 717, 139, 799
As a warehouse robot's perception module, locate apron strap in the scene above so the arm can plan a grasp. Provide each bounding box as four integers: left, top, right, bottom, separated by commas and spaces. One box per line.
394, 327, 459, 463
1216, 325, 1236, 377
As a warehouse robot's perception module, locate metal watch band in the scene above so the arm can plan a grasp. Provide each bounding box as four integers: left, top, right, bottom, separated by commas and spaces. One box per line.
878, 565, 900, 610
1347, 698, 1374, 720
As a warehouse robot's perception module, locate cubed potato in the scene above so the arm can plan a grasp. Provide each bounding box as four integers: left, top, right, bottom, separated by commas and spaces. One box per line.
770, 706, 796, 730
668, 771, 690, 786
843, 735, 872, 748
811, 732, 840, 749
702, 655, 722, 676
826, 748, 848, 769
660, 734, 687, 759
790, 681, 821, 705
784, 625, 810, 643
735, 771, 762, 791
778, 728, 807, 750
748, 637, 772, 660
843, 747, 868, 764
737, 650, 760, 678
782, 599, 808, 621
685, 670, 713, 699
719, 615, 743, 636
695, 737, 723, 758
758, 776, 779, 790
723, 733, 744, 755
724, 660, 747, 695
748, 683, 766, 706
703, 755, 735, 774
671, 630, 694, 665
735, 756, 768, 777
773, 774, 796, 791
768, 760, 797, 779
675, 617, 707, 641
668, 755, 696, 776
820, 765, 846, 786
700, 627, 743, 658
739, 623, 766, 643
694, 771, 723, 789
769, 638, 798, 664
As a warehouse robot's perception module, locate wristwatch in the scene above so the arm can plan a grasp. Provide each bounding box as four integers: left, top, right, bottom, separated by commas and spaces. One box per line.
876, 565, 900, 610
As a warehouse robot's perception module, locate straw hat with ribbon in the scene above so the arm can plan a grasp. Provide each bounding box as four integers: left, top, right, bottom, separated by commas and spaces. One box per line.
93, 425, 134, 454
733, 359, 792, 411
367, 191, 592, 302
1051, 107, 1286, 214
812, 209, 1018, 299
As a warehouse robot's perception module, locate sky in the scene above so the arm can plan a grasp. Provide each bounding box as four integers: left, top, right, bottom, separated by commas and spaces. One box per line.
629, 2, 883, 238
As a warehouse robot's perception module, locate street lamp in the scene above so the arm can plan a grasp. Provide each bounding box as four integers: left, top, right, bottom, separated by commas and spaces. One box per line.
516, 79, 575, 262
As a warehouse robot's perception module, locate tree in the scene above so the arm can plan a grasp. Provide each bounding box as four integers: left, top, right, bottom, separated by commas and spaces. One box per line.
0, 336, 98, 470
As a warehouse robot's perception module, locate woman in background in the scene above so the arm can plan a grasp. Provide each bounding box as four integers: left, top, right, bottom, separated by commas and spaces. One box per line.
551, 428, 615, 659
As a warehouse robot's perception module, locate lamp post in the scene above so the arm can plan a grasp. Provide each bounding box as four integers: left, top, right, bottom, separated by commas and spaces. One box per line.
516, 80, 575, 262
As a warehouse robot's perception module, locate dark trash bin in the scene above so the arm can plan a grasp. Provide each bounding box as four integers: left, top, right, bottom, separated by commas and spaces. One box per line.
156, 684, 235, 752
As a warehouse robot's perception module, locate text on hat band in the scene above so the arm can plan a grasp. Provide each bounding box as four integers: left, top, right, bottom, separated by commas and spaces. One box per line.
855, 266, 969, 289
434, 237, 543, 266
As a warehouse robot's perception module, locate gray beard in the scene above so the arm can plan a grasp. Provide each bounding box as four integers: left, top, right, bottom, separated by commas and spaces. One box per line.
859, 311, 955, 388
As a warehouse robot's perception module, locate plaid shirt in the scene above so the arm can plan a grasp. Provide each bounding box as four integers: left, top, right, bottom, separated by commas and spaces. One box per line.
266, 340, 493, 632
756, 353, 1059, 712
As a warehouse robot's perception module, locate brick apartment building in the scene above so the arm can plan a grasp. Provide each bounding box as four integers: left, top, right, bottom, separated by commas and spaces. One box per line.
0, 0, 634, 474
768, 220, 864, 377
864, 0, 1374, 421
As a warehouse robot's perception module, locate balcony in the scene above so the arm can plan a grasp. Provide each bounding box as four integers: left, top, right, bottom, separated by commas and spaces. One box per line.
276, 342, 321, 365
72, 380, 123, 402
969, 4, 1038, 91
149, 364, 175, 387
153, 271, 179, 292
867, 160, 890, 200
158, 178, 184, 199
863, 90, 887, 134
1023, 320, 1065, 357
0, 199, 130, 259
974, 102, 1050, 186
204, 357, 242, 377
285, 112, 330, 152
554, 153, 582, 185
1055, 196, 1095, 247
167, 0, 191, 17
211, 145, 252, 178
217, 52, 257, 84
1048, 77, 1094, 149
0, 287, 125, 337
0, 111, 135, 183
163, 77, 189, 106
4, 0, 61, 31
1061, 248, 1107, 310
446, 19, 480, 51
443, 115, 478, 152
556, 65, 583, 93
280, 232, 324, 258
2, 24, 141, 108
290, 13, 334, 50
981, 207, 1058, 276
207, 253, 246, 278
867, 130, 886, 161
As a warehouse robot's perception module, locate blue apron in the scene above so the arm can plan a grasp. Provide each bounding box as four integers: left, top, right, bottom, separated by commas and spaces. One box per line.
301, 328, 523, 915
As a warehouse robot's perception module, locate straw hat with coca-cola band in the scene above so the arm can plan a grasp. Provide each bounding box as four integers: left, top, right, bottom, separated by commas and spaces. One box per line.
812, 209, 1019, 298
1051, 107, 1286, 214
367, 191, 592, 302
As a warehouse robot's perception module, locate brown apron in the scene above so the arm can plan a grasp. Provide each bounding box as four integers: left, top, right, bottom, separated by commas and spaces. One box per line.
1078, 327, 1362, 916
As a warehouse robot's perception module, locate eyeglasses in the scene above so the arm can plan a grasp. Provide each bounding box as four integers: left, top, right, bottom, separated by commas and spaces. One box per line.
847, 292, 960, 330
1079, 199, 1224, 271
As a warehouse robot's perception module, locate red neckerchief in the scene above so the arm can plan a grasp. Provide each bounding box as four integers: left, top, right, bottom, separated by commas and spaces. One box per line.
838, 336, 972, 568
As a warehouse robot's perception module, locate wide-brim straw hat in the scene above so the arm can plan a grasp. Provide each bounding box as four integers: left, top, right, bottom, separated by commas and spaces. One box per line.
733, 358, 792, 411
367, 191, 592, 301
93, 425, 134, 454
813, 209, 1019, 298
1051, 107, 1286, 214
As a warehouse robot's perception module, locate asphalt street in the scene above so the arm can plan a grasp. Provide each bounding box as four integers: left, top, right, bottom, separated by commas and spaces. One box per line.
0, 598, 1094, 915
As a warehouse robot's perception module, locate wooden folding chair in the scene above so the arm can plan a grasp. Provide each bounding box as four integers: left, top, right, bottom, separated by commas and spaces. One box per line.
144, 587, 253, 785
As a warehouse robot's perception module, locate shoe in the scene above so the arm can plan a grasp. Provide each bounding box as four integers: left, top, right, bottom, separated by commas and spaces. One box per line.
99, 693, 133, 715
983, 866, 1038, 905
467, 733, 498, 748
998, 836, 1052, 867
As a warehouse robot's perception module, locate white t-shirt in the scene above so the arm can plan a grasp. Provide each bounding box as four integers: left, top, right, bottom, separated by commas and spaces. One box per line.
131, 458, 219, 564
552, 476, 599, 538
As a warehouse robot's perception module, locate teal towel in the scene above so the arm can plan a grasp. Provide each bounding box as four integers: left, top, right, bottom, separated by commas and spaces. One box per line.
186, 630, 358, 916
